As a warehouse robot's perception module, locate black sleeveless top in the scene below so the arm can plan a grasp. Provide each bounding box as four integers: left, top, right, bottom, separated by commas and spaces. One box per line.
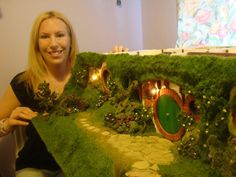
11, 72, 60, 171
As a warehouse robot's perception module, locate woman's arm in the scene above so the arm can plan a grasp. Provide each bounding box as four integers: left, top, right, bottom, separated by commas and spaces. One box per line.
0, 85, 37, 136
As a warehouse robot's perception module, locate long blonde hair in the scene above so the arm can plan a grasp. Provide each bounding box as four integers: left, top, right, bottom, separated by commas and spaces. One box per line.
20, 11, 79, 91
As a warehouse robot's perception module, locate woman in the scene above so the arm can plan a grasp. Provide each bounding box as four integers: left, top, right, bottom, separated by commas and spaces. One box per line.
0, 11, 78, 177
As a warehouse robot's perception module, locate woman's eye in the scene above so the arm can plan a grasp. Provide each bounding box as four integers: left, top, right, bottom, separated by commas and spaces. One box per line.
39, 35, 49, 39
57, 33, 65, 38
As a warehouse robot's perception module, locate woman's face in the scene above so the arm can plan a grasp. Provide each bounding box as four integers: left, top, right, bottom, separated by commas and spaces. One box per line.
38, 18, 71, 67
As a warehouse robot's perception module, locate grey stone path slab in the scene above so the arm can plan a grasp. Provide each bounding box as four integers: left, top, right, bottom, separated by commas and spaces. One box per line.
79, 118, 174, 177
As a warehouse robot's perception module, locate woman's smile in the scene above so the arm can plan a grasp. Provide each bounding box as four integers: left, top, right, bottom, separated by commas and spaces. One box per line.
48, 49, 63, 58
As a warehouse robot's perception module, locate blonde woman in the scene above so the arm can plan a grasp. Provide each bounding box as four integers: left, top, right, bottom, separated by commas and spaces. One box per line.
0, 11, 78, 177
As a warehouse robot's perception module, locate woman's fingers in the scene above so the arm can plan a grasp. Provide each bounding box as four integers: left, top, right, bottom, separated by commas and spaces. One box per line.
7, 118, 29, 127
11, 107, 38, 121
1, 107, 37, 134
18, 109, 38, 120
8, 107, 38, 127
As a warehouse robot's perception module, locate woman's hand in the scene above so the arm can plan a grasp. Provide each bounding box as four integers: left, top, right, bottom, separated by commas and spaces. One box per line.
111, 45, 129, 53
3, 107, 38, 132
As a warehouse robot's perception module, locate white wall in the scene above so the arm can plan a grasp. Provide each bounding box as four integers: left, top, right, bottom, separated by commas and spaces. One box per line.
141, 0, 177, 49
0, 0, 143, 96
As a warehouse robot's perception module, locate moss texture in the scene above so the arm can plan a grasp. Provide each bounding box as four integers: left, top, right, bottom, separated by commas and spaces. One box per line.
33, 114, 118, 177
33, 52, 236, 177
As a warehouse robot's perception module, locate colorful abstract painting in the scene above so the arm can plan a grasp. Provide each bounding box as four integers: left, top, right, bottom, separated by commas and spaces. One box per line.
176, 0, 236, 48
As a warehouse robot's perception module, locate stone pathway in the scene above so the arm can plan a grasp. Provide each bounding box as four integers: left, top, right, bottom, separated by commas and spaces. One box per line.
79, 118, 174, 177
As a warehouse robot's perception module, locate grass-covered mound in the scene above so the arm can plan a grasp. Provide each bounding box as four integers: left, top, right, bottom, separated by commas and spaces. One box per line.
32, 114, 117, 177
33, 52, 236, 177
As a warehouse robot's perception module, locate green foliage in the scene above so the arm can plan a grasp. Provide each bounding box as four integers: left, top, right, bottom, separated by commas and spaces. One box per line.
103, 79, 154, 134
71, 68, 89, 88
106, 78, 118, 96
32, 52, 236, 177
32, 115, 116, 177
90, 101, 115, 126
80, 85, 103, 108
53, 92, 89, 116
96, 94, 109, 108
177, 111, 196, 132
34, 81, 58, 112
159, 156, 213, 177
67, 52, 105, 90
206, 136, 236, 177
